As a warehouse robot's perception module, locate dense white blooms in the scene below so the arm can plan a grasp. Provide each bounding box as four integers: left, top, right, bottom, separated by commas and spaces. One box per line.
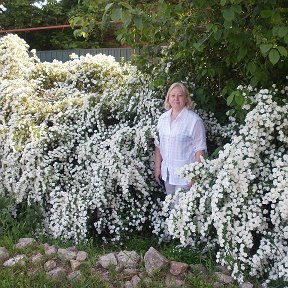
156, 85, 288, 283
0, 34, 164, 243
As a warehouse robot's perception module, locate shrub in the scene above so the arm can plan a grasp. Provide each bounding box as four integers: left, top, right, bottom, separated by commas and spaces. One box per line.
0, 34, 164, 243
157, 84, 288, 283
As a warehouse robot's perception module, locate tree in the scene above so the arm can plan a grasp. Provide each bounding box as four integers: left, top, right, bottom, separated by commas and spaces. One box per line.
0, 0, 103, 50
73, 0, 288, 121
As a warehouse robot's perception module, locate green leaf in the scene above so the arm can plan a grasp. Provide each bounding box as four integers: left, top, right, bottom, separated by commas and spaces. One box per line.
278, 26, 288, 38
111, 7, 122, 21
235, 93, 245, 106
214, 30, 222, 41
227, 93, 235, 106
134, 15, 143, 30
276, 46, 287, 57
247, 61, 256, 74
259, 43, 272, 56
104, 3, 114, 12
223, 8, 234, 22
193, 42, 202, 51
120, 2, 132, 10
260, 10, 272, 18
220, 0, 227, 6
268, 49, 280, 65
237, 47, 247, 61
122, 10, 132, 28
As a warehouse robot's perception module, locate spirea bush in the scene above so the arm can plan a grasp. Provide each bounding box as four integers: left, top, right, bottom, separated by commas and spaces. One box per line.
0, 34, 167, 243
156, 84, 288, 283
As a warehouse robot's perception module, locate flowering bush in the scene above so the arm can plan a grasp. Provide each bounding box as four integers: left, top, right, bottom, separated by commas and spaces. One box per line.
157, 84, 288, 283
0, 34, 165, 243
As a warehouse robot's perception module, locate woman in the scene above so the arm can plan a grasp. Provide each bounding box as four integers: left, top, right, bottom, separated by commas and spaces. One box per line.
154, 82, 207, 195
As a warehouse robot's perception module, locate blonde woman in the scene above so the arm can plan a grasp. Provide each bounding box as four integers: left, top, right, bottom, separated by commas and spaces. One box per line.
154, 82, 207, 196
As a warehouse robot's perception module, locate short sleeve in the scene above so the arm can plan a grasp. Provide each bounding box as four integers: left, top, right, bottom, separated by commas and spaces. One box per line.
192, 119, 207, 153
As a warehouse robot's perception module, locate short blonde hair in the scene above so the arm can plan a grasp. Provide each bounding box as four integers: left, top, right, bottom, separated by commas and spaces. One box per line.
164, 82, 193, 110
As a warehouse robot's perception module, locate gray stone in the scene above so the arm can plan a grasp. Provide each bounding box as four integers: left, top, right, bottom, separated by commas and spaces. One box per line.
165, 273, 185, 287
131, 275, 141, 287
44, 260, 57, 271
98, 253, 117, 269
240, 282, 254, 288
0, 247, 9, 263
117, 250, 140, 269
47, 267, 66, 278
215, 272, 235, 284
76, 251, 88, 262
3, 255, 26, 267
213, 282, 224, 288
14, 238, 35, 248
43, 243, 57, 255
31, 253, 43, 263
67, 270, 81, 280
124, 281, 133, 288
123, 268, 139, 275
215, 265, 231, 275
70, 259, 81, 271
191, 263, 207, 275
58, 248, 77, 260
66, 246, 77, 252
143, 247, 169, 275
170, 260, 189, 276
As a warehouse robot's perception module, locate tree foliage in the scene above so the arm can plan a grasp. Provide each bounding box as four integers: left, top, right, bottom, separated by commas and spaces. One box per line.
73, 0, 288, 121
0, 0, 105, 50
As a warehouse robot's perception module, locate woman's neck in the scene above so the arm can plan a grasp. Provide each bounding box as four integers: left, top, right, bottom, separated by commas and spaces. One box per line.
171, 107, 183, 121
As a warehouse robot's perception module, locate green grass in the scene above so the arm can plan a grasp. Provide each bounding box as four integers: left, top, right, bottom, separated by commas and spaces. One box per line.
0, 199, 287, 288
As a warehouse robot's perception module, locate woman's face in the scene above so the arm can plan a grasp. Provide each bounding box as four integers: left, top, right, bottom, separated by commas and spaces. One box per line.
168, 86, 187, 111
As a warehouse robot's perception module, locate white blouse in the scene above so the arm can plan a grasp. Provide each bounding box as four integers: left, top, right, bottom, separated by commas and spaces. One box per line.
155, 107, 207, 185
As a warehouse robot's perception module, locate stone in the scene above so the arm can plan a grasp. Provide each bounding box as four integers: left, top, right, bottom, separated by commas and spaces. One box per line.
44, 260, 57, 271
0, 247, 9, 263
76, 251, 88, 262
3, 255, 26, 267
58, 248, 77, 260
31, 253, 43, 263
170, 261, 189, 276
117, 250, 140, 269
66, 246, 77, 252
124, 281, 133, 288
14, 238, 35, 248
215, 272, 235, 285
213, 282, 224, 288
47, 267, 66, 278
240, 282, 254, 288
165, 273, 184, 287
191, 263, 207, 275
123, 268, 139, 275
143, 247, 169, 275
70, 259, 81, 271
98, 253, 118, 269
215, 265, 231, 276
43, 243, 57, 255
131, 275, 141, 287
67, 270, 81, 280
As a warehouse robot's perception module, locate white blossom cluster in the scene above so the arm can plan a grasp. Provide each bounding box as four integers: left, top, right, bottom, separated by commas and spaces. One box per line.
0, 34, 164, 243
157, 85, 288, 283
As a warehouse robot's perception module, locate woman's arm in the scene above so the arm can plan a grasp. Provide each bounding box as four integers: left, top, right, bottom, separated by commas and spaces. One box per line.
154, 147, 162, 183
